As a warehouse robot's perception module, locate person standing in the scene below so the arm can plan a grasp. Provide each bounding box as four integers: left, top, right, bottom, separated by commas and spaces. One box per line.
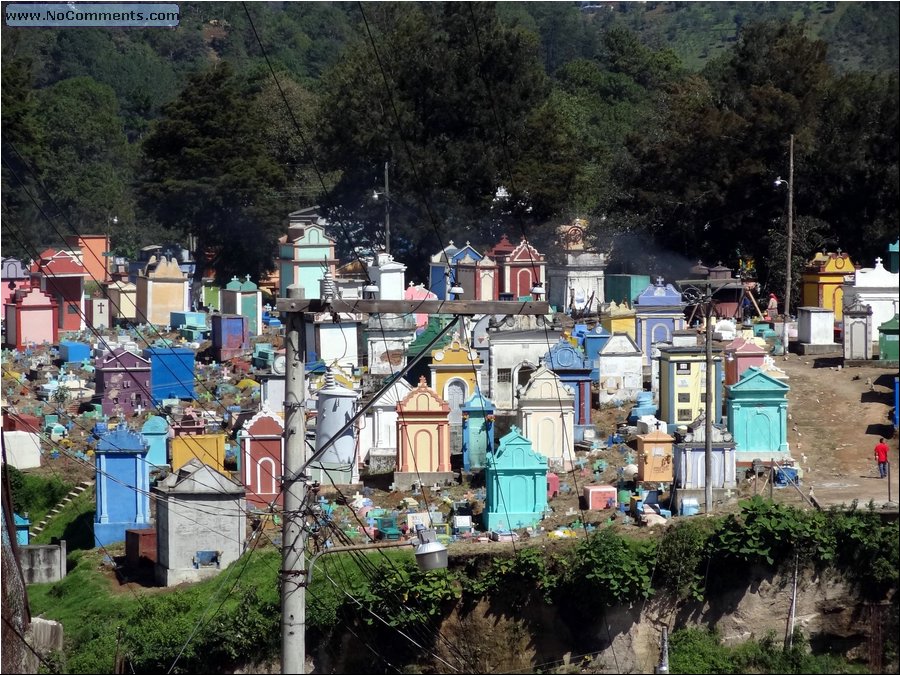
874, 437, 889, 478
766, 293, 779, 319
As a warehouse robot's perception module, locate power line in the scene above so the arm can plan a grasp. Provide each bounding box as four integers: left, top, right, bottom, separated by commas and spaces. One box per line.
0, 155, 288, 502
463, 4, 594, 536
165, 512, 276, 674
0, 219, 286, 515
1, 141, 292, 487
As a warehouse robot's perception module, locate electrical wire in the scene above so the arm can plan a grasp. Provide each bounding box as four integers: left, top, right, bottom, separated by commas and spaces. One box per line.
1, 615, 61, 674
320, 567, 460, 672
1, 220, 286, 517
236, 11, 472, 660
463, 4, 594, 536
242, 8, 542, 671
165, 511, 275, 673
2, 141, 294, 502
305, 583, 403, 674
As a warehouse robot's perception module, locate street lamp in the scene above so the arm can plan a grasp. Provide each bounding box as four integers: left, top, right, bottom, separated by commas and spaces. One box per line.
774, 134, 794, 360
363, 282, 379, 300
298, 526, 447, 672
371, 161, 391, 255
448, 265, 464, 298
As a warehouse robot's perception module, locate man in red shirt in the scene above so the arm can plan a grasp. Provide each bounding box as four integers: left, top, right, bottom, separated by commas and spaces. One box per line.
874, 438, 889, 479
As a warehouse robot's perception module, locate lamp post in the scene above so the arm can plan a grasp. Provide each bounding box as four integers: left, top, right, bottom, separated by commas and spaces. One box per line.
448, 266, 464, 300
372, 161, 391, 255
774, 134, 794, 360
105, 214, 118, 280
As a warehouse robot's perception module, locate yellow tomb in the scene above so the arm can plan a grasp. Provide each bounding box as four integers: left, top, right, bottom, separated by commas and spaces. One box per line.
800, 251, 856, 321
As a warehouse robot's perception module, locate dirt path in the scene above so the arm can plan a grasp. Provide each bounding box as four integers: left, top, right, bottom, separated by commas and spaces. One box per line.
775, 352, 898, 508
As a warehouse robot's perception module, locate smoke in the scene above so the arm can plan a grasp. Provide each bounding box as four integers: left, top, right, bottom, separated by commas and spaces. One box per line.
606, 231, 698, 282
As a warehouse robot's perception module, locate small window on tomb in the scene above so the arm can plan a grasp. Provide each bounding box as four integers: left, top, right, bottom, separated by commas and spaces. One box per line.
677, 393, 690, 403
676, 363, 691, 374
193, 550, 221, 568
677, 409, 693, 421
700, 393, 707, 403
498, 369, 512, 383
68, 305, 79, 314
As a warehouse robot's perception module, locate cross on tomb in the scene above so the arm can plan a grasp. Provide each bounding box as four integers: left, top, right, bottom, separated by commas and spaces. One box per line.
388, 482, 397, 492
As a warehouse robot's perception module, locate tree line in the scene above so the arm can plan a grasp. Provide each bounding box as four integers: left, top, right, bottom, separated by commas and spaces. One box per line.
1, 2, 897, 307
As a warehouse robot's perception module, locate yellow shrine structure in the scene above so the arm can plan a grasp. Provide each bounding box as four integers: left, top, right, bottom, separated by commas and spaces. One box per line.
801, 251, 856, 321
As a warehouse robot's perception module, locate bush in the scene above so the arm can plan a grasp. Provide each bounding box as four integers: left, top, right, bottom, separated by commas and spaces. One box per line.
568, 528, 656, 606
5, 466, 73, 523
669, 627, 735, 674
655, 518, 715, 600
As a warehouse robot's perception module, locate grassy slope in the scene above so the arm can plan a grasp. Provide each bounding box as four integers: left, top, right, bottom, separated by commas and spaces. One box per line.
27, 542, 413, 672
31, 486, 96, 550
631, 1, 886, 73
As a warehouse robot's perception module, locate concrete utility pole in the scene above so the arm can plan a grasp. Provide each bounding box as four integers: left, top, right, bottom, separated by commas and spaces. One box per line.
704, 297, 714, 514
281, 286, 306, 675
655, 626, 670, 674
276, 293, 550, 674
384, 161, 390, 256
677, 278, 730, 515
779, 134, 795, 360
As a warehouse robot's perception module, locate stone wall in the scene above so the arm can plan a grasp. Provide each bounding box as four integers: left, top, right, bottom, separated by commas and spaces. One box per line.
315, 564, 884, 674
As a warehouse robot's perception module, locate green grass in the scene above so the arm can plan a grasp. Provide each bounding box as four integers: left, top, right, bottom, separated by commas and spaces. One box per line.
5, 466, 74, 527
27, 541, 416, 673
31, 486, 95, 551
669, 627, 870, 674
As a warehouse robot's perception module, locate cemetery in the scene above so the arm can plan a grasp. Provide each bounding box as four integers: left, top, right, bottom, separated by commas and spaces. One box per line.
2, 224, 898, 605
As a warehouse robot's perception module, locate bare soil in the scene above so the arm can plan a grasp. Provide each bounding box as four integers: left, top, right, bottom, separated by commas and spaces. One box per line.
773, 352, 898, 508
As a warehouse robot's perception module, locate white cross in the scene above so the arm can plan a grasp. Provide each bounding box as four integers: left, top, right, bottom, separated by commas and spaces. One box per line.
875, 257, 883, 266
655, 276, 665, 286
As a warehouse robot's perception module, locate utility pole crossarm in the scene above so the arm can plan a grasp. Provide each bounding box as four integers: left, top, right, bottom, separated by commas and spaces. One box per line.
275, 298, 552, 316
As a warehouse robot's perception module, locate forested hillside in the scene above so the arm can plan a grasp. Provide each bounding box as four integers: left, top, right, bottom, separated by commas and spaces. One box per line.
2, 1, 897, 303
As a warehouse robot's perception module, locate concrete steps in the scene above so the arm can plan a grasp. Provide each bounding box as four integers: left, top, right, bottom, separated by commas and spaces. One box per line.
31, 480, 94, 535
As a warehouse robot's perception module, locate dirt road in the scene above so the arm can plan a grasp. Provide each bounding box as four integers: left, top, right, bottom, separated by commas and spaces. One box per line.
775, 352, 898, 509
